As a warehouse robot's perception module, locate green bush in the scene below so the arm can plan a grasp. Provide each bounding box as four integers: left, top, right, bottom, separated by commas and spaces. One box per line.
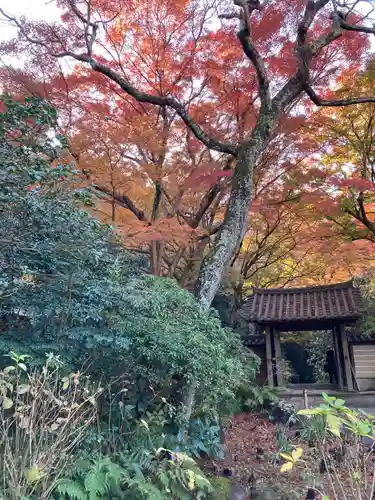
238, 384, 277, 413
0, 94, 249, 422
0, 94, 261, 498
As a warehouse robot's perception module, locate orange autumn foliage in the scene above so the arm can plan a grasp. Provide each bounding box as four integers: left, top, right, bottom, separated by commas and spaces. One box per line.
1, 0, 374, 288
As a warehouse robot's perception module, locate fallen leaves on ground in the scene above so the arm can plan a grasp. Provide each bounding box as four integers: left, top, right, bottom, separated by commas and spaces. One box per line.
203, 412, 375, 500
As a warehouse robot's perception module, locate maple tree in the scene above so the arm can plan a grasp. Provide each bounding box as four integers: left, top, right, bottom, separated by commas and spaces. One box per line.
0, 66, 234, 280
224, 173, 373, 315
303, 60, 375, 245
2, 0, 375, 311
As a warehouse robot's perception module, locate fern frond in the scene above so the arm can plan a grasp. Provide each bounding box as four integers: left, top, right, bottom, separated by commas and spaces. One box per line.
195, 473, 213, 493
157, 470, 170, 490
105, 459, 126, 483
84, 469, 107, 500
55, 479, 88, 500
135, 482, 166, 500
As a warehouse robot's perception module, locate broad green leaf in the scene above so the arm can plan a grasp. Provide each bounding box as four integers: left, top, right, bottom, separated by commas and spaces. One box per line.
334, 398, 345, 407
326, 414, 342, 437
19, 355, 31, 361
18, 363, 27, 372
319, 404, 330, 410
280, 461, 294, 472
322, 392, 335, 405
297, 408, 323, 415
3, 396, 13, 409
356, 421, 371, 436
17, 384, 30, 395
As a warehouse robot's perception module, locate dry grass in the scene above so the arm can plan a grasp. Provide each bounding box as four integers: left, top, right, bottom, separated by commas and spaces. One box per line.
0, 354, 102, 499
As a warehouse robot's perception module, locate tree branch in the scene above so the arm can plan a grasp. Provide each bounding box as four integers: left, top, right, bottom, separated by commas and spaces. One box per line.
86, 58, 236, 154
93, 184, 148, 222
0, 8, 236, 156
297, 0, 331, 46
189, 157, 233, 228
305, 83, 375, 107
236, 0, 271, 109
340, 20, 375, 35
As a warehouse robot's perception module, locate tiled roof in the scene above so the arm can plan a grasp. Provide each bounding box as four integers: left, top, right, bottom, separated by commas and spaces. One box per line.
239, 281, 366, 324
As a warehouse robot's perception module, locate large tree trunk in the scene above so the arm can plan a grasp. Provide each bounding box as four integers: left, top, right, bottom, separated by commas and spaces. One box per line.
193, 114, 277, 310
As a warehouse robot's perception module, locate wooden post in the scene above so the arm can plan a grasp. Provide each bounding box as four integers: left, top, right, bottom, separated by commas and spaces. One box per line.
340, 325, 354, 391
333, 326, 344, 390
265, 326, 274, 388
303, 389, 308, 409
274, 329, 284, 387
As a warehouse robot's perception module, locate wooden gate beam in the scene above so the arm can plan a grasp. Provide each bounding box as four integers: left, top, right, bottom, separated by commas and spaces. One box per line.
265, 326, 274, 388
333, 325, 344, 390
340, 325, 354, 391
274, 329, 284, 387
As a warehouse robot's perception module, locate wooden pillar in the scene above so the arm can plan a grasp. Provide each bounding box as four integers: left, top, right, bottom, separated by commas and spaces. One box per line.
274, 329, 284, 387
265, 326, 274, 388
340, 325, 354, 391
333, 326, 344, 390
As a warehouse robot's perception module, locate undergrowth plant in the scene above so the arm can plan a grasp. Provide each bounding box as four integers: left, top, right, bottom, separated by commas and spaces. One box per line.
279, 393, 375, 500
54, 450, 212, 500
0, 353, 101, 500
239, 384, 277, 413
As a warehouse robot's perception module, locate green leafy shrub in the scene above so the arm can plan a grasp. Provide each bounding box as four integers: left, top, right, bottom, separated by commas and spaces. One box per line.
0, 93, 145, 366
0, 352, 214, 500
207, 477, 231, 500
115, 276, 247, 416
0, 94, 256, 498
305, 331, 333, 383
0, 94, 248, 422
239, 385, 277, 413
269, 399, 297, 424
298, 413, 326, 444
184, 418, 224, 459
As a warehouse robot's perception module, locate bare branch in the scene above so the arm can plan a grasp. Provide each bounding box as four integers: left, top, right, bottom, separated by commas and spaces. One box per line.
218, 12, 240, 20
93, 184, 148, 222
0, 8, 237, 156
340, 20, 375, 35
236, 0, 271, 109
305, 83, 375, 107
67, 0, 96, 28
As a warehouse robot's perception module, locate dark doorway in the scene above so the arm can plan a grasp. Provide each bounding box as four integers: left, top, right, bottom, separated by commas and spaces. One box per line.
282, 340, 315, 383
